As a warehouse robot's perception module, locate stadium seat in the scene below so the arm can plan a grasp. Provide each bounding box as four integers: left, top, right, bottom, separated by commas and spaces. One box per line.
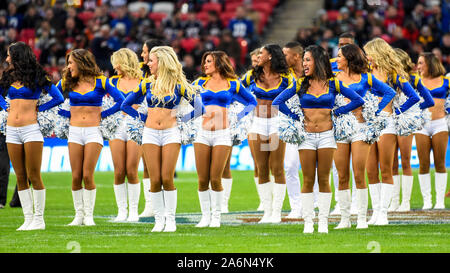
220, 11, 235, 27
237, 37, 248, 65
196, 11, 210, 26
225, 2, 243, 12
252, 2, 273, 16
77, 10, 95, 25
19, 28, 36, 47
152, 1, 175, 16
149, 12, 168, 27
327, 10, 340, 22
252, 0, 278, 8
180, 37, 198, 53
201, 2, 223, 14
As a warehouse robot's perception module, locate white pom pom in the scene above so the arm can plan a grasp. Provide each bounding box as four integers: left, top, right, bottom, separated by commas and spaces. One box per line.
53, 99, 70, 139
100, 96, 124, 140
228, 101, 254, 146
126, 101, 147, 145
332, 94, 358, 141
0, 110, 7, 135
176, 96, 200, 145
277, 94, 306, 145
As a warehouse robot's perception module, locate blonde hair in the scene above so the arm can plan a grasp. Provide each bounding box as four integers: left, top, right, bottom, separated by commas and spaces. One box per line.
111, 48, 141, 79
394, 48, 415, 80
149, 46, 195, 104
363, 38, 408, 79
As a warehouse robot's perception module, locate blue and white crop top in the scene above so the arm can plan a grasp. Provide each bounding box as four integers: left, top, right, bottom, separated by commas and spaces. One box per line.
0, 82, 64, 112
410, 73, 449, 100
240, 69, 295, 100
388, 73, 421, 114
335, 72, 396, 115
192, 77, 257, 120
56, 75, 125, 118
272, 77, 365, 121
109, 75, 145, 104
121, 79, 205, 122
407, 73, 435, 109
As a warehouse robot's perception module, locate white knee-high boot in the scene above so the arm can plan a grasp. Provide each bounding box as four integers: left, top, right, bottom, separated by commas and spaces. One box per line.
127, 183, 140, 222
113, 183, 128, 222
356, 188, 368, 229
163, 190, 177, 232
82, 188, 96, 226
397, 175, 413, 212
434, 172, 448, 209
17, 189, 33, 231
151, 191, 165, 232
388, 175, 400, 212
368, 183, 381, 225
27, 189, 46, 230
196, 190, 211, 228
139, 178, 154, 217
419, 173, 432, 209
210, 190, 223, 228
350, 170, 358, 215
68, 189, 84, 226
301, 192, 315, 233
270, 183, 286, 223
258, 181, 274, 223
317, 192, 332, 233
375, 183, 393, 226
330, 163, 341, 216
221, 178, 232, 213
335, 189, 351, 229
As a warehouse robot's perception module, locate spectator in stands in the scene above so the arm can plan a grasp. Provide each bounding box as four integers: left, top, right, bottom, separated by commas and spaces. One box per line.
418, 25, 438, 51
441, 32, 450, 70
66, 6, 85, 31
110, 5, 132, 36
383, 5, 403, 35
7, 2, 23, 31
182, 54, 198, 82
39, 38, 65, 68
391, 26, 411, 52
204, 10, 223, 37
132, 5, 157, 41
183, 10, 203, 39
162, 9, 185, 42
90, 24, 115, 75
58, 17, 82, 51
217, 29, 241, 72
407, 3, 425, 29
335, 6, 353, 34
228, 6, 254, 41
22, 5, 42, 30
402, 20, 419, 45
312, 9, 334, 36
353, 16, 369, 46
94, 5, 112, 27
295, 27, 315, 48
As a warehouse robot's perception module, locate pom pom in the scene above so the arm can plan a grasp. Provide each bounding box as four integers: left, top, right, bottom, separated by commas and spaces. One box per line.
100, 96, 124, 140
176, 96, 200, 145
332, 94, 359, 141
53, 99, 70, 139
278, 95, 306, 145
359, 92, 388, 144
126, 100, 147, 145
0, 109, 7, 135
228, 101, 254, 146
37, 93, 59, 137
392, 93, 425, 136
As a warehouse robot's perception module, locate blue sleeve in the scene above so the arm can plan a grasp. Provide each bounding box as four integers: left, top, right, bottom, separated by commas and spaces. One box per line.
334, 80, 365, 116
38, 84, 64, 112
394, 76, 420, 115
272, 80, 300, 120
369, 74, 396, 115
120, 82, 147, 122
180, 87, 205, 122
233, 82, 257, 120
416, 80, 435, 109
101, 78, 125, 118
58, 108, 71, 118
0, 87, 8, 110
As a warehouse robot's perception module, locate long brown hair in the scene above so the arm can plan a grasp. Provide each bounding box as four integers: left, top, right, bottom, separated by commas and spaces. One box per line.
200, 51, 237, 79
61, 49, 102, 91
419, 52, 446, 78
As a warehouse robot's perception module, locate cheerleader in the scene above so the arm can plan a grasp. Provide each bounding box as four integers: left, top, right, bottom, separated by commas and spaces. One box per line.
415, 52, 449, 210
57, 49, 125, 226
333, 44, 396, 229
244, 44, 293, 224
192, 51, 256, 228
109, 48, 145, 222
0, 42, 64, 230
121, 46, 205, 232
390, 48, 434, 212
138, 39, 165, 218
363, 38, 420, 226
273, 45, 364, 233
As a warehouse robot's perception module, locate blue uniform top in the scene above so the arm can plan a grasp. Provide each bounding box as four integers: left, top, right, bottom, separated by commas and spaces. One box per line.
109, 75, 145, 105
192, 76, 257, 120
121, 79, 205, 122
408, 73, 435, 109
388, 73, 421, 114
334, 72, 396, 115
330, 58, 340, 73
0, 81, 64, 112
140, 62, 150, 78
241, 71, 295, 101
272, 77, 365, 121
410, 73, 449, 100
56, 75, 125, 118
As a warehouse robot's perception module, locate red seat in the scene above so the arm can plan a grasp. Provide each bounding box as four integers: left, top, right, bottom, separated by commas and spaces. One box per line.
252, 2, 273, 16
327, 10, 340, 22
77, 10, 95, 25
180, 37, 198, 53
252, 0, 278, 7
201, 2, 222, 14
225, 2, 243, 12
237, 37, 248, 65
196, 11, 210, 26
149, 12, 168, 27
220, 11, 235, 27
19, 28, 36, 47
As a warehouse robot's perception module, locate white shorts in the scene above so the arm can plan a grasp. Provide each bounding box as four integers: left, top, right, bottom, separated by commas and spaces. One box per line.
194, 128, 232, 147
336, 122, 366, 144
416, 117, 448, 136
6, 123, 43, 144
68, 126, 104, 146
142, 126, 181, 146
298, 129, 337, 150
380, 113, 396, 136
249, 116, 279, 136
111, 120, 130, 142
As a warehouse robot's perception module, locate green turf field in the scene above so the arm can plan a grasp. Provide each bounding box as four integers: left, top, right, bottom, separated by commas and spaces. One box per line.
0, 170, 449, 253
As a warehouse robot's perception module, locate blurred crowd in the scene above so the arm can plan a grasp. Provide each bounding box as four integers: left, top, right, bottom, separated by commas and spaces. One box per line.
295, 0, 450, 72
0, 0, 280, 82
